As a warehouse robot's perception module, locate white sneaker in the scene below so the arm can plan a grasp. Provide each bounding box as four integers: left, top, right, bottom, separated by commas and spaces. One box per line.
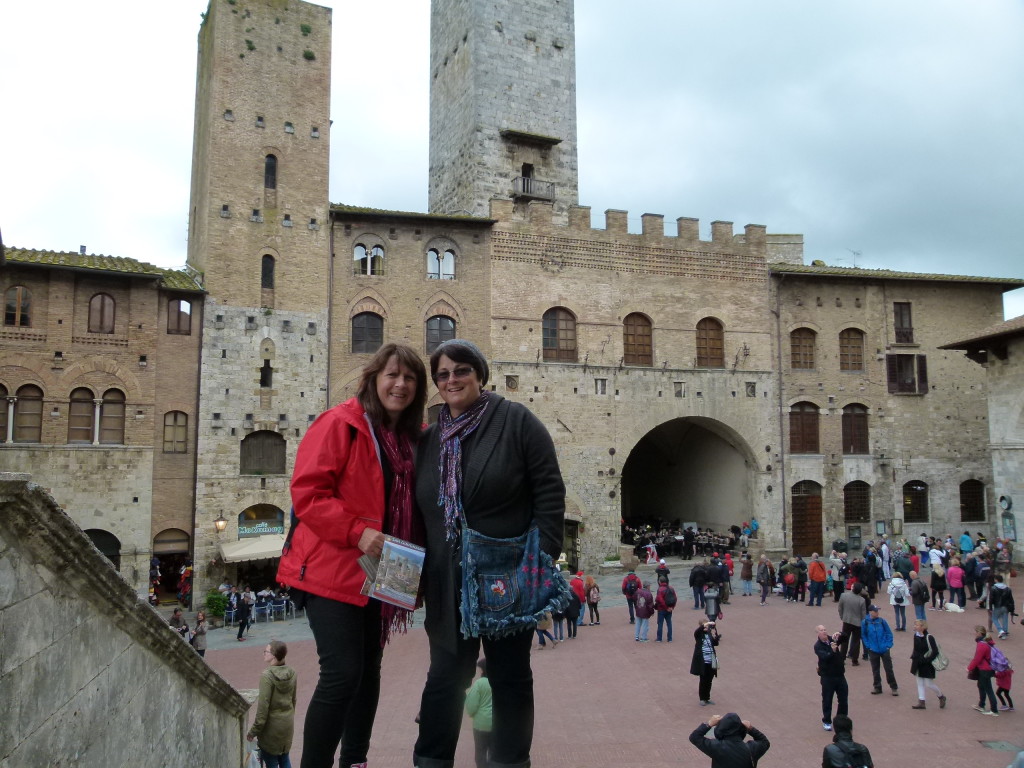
822, 723, 832, 731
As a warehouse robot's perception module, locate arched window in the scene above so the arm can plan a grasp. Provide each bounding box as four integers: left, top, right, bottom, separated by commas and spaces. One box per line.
88, 293, 115, 334
13, 384, 43, 443
354, 244, 384, 276
903, 481, 929, 523
261, 255, 275, 290
960, 479, 986, 522
352, 312, 384, 353
696, 318, 724, 368
623, 313, 653, 366
264, 154, 277, 189
167, 298, 192, 335
839, 328, 865, 372
240, 430, 287, 475
99, 389, 125, 444
163, 411, 188, 454
4, 285, 31, 327
844, 481, 871, 522
542, 307, 577, 362
68, 387, 95, 444
789, 402, 820, 454
790, 327, 816, 369
426, 248, 456, 280
426, 315, 456, 353
841, 404, 869, 454
85, 529, 121, 570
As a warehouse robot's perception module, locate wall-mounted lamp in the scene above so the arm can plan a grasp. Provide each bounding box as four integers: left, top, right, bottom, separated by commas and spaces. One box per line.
214, 515, 228, 533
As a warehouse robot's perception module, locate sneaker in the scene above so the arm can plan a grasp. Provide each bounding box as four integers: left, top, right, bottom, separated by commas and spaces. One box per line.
871, 688, 883, 695
973, 705, 987, 713
822, 723, 833, 731
705, 699, 715, 705
537, 645, 545, 650
984, 710, 1000, 717
891, 689, 899, 696
699, 700, 708, 707
938, 695, 947, 709
999, 705, 1014, 711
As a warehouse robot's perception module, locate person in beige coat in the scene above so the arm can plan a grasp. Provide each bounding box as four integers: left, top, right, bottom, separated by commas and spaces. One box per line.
248, 640, 298, 768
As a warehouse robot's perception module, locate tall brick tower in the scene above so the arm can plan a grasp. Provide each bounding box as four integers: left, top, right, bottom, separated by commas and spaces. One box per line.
186, 0, 332, 594
428, 0, 579, 220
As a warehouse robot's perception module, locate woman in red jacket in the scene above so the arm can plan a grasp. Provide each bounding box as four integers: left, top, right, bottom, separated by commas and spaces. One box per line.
967, 624, 999, 716
277, 343, 427, 768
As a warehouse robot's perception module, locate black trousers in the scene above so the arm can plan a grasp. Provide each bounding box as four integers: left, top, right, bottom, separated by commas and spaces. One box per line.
820, 674, 849, 724
415, 620, 534, 768
698, 664, 716, 701
301, 596, 383, 768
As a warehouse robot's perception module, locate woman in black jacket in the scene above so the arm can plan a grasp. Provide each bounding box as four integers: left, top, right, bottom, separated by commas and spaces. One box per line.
690, 618, 721, 706
909, 619, 946, 710
413, 340, 566, 768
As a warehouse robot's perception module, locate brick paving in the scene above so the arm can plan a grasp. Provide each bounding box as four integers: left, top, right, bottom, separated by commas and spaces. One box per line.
203, 565, 1023, 767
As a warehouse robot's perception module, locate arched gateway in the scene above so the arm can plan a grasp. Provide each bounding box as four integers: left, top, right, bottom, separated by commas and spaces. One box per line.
621, 417, 757, 534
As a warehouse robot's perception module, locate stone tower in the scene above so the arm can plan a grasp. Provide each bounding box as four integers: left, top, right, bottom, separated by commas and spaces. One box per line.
428, 0, 579, 220
186, 0, 332, 594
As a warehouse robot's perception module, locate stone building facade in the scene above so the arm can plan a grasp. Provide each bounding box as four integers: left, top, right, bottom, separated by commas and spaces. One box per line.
942, 315, 1024, 560
5, 0, 1022, 599
0, 250, 203, 594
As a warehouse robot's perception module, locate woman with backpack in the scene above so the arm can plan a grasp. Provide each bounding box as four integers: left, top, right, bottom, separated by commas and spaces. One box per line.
910, 619, 946, 710
887, 573, 910, 631
967, 625, 1000, 716
584, 574, 601, 625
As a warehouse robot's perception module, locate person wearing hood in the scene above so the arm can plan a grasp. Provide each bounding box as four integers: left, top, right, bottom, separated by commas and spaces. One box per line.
990, 574, 1017, 639
655, 558, 671, 582
248, 640, 298, 768
688, 712, 770, 767
821, 714, 873, 768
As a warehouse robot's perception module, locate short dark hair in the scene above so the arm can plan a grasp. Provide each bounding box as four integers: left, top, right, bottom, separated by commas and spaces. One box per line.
356, 343, 427, 440
832, 713, 853, 733
429, 339, 489, 385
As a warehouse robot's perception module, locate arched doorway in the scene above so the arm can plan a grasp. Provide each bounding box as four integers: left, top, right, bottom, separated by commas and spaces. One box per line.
791, 481, 823, 555
621, 417, 756, 540
227, 504, 287, 589
85, 529, 121, 570
153, 528, 192, 606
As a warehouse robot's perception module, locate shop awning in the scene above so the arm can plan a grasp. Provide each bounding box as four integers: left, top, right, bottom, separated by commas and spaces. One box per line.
219, 534, 286, 563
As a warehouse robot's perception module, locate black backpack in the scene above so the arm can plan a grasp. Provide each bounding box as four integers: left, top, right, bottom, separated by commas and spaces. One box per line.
826, 740, 872, 768
663, 586, 677, 608
624, 574, 640, 596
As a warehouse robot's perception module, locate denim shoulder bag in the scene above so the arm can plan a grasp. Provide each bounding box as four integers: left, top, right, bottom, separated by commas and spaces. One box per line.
457, 403, 571, 639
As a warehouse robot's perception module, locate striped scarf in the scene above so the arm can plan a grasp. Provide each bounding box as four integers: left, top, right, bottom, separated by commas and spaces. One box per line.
437, 392, 491, 541
376, 425, 421, 647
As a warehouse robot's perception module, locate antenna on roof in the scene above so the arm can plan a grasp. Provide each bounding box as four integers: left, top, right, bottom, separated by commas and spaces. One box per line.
840, 249, 862, 268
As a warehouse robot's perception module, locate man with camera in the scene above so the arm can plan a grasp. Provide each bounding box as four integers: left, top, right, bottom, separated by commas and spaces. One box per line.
814, 624, 849, 731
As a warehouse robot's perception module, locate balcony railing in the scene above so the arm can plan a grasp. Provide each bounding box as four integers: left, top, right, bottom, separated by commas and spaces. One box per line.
895, 327, 915, 344
512, 176, 555, 201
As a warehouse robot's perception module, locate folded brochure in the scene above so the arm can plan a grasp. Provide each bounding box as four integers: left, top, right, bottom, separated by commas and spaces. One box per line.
358, 535, 425, 611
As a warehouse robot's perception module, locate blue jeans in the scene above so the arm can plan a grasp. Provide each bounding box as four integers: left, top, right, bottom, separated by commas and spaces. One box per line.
692, 587, 705, 609
809, 580, 825, 606
535, 628, 556, 646
656, 610, 673, 641
741, 579, 753, 595
636, 617, 650, 641
893, 604, 907, 630
626, 597, 636, 622
914, 603, 926, 623
993, 606, 1010, 634
552, 618, 565, 640
262, 753, 292, 768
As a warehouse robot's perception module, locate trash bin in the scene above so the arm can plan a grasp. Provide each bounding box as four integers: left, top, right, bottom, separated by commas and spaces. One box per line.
704, 586, 720, 621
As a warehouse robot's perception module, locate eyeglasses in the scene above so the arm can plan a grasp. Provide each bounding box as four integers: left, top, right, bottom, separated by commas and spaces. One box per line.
435, 366, 475, 383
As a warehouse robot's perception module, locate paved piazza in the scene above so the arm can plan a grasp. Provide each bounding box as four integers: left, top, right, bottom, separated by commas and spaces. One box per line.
204, 564, 1021, 767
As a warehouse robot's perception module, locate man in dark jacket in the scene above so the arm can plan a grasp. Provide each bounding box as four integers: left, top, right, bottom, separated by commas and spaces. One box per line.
690, 561, 708, 609
821, 714, 873, 768
815, 624, 849, 731
689, 712, 770, 767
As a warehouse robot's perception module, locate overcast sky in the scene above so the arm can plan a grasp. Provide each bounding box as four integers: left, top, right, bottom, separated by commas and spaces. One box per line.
3, 0, 1022, 319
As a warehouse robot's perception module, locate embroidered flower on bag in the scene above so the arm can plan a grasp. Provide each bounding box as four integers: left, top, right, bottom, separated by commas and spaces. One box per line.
491, 579, 507, 597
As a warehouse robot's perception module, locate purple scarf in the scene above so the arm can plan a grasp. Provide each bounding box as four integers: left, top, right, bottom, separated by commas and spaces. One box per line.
437, 392, 491, 541
376, 425, 422, 647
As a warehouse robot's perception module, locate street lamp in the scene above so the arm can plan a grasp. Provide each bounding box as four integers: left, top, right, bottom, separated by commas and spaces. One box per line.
214, 514, 227, 533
